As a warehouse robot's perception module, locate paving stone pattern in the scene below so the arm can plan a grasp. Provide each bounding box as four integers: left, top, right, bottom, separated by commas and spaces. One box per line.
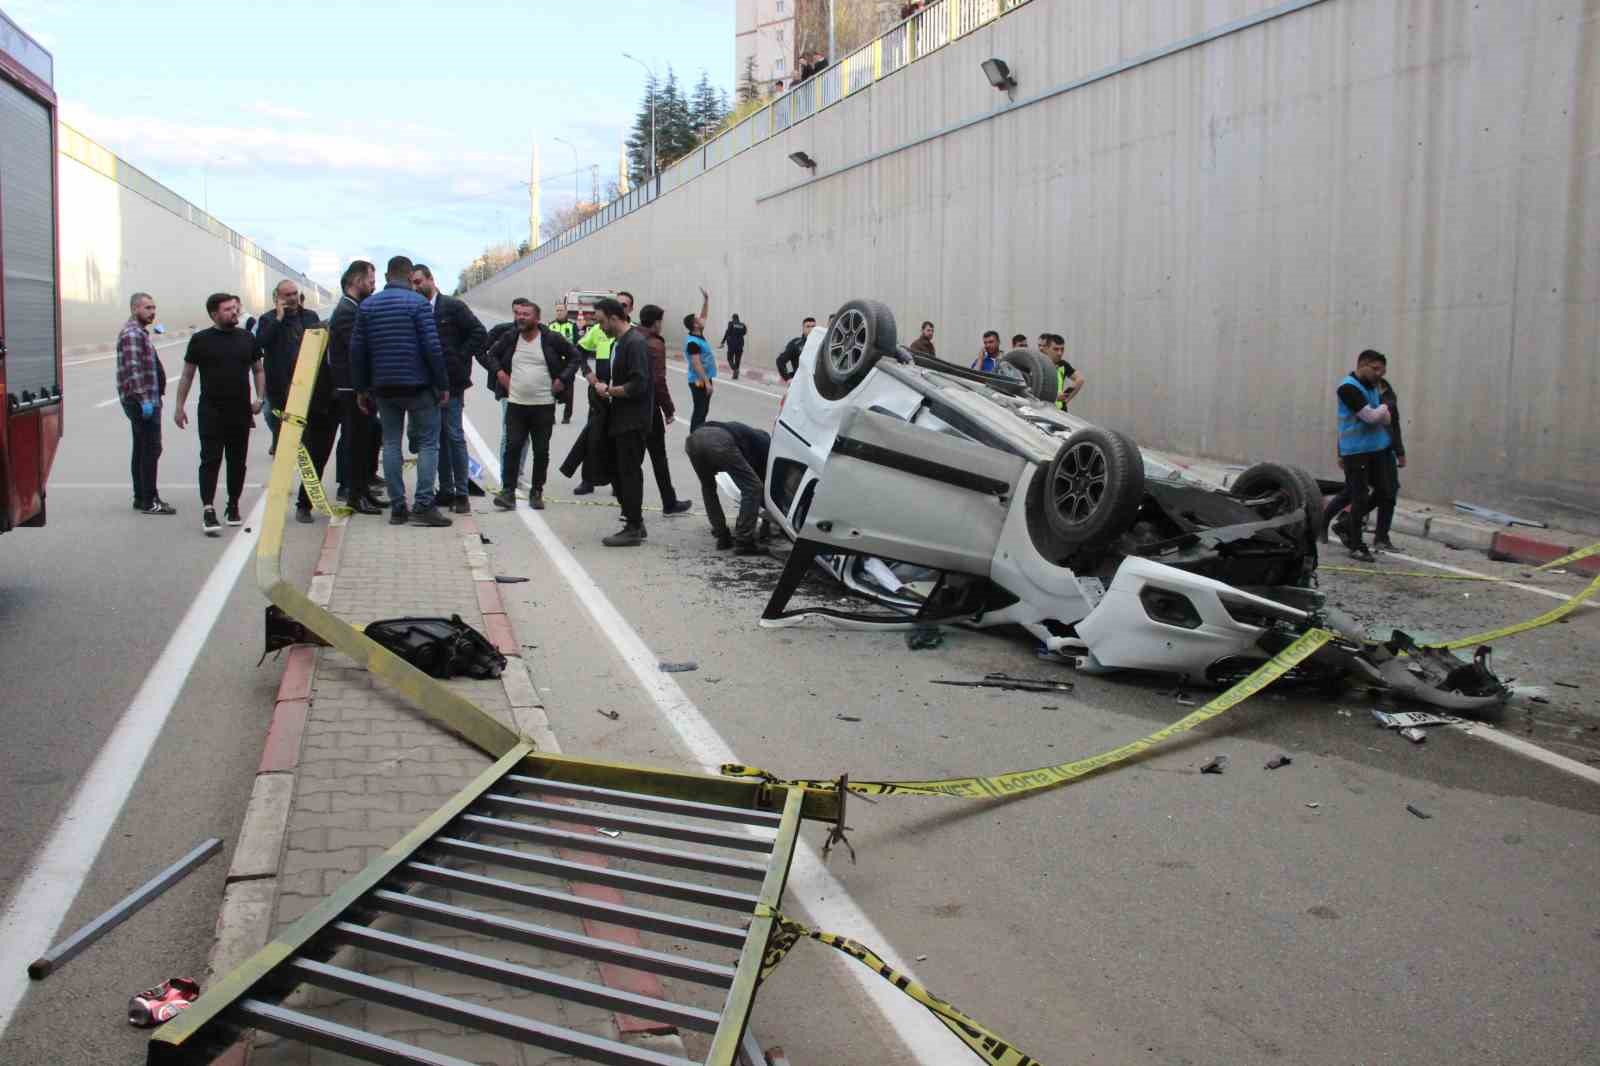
255, 515, 619, 1066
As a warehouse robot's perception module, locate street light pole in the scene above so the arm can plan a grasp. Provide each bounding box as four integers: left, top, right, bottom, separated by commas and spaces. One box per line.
553, 136, 580, 209
621, 52, 656, 183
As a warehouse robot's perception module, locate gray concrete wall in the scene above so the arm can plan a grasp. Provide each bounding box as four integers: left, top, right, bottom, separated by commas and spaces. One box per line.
57, 124, 333, 352
467, 0, 1600, 530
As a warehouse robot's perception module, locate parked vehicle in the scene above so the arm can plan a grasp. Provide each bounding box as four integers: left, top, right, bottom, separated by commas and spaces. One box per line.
739, 299, 1507, 710
0, 9, 61, 535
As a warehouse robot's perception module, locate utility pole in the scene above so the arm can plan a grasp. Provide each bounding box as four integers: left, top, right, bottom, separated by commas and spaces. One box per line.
591, 165, 599, 205
622, 52, 657, 186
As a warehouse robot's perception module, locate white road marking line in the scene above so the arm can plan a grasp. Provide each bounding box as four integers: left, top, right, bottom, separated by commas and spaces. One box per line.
65, 336, 189, 368
48, 482, 265, 490
462, 416, 970, 1064
0, 492, 268, 1038
664, 360, 785, 400
94, 396, 121, 409
1387, 550, 1600, 608
1450, 722, 1600, 786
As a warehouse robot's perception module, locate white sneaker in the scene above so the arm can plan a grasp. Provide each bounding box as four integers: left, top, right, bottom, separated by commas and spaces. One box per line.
202, 507, 221, 537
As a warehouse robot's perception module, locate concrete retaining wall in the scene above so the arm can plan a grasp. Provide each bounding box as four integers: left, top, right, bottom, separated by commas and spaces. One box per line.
467, 0, 1599, 532
57, 124, 333, 352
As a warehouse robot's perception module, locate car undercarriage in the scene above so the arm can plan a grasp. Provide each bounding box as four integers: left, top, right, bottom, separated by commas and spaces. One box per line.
724, 298, 1514, 714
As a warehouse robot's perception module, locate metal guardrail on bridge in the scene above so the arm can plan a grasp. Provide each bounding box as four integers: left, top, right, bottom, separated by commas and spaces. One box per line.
485, 0, 1030, 286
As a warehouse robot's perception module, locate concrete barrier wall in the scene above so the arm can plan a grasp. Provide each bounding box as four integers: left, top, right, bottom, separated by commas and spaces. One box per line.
466, 0, 1600, 531
57, 124, 334, 352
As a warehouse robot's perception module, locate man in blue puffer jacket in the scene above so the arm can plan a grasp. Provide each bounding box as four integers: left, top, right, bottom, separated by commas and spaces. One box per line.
351, 255, 452, 527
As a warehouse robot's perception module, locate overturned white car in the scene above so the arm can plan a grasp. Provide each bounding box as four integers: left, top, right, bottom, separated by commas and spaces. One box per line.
736, 299, 1509, 711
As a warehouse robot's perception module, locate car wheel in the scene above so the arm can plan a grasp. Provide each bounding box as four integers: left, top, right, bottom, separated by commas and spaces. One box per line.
1042, 427, 1146, 552
1231, 461, 1323, 550
813, 299, 897, 400
1000, 348, 1058, 404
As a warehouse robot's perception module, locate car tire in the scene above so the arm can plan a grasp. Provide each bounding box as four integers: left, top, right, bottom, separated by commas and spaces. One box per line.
1000, 348, 1058, 404
1041, 427, 1146, 553
1231, 461, 1323, 551
813, 299, 897, 400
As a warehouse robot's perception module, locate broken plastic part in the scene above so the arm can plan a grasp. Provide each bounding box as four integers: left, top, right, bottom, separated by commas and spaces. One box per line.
362, 615, 507, 680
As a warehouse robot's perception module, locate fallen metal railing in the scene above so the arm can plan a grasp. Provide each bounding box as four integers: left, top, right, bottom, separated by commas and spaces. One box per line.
148, 744, 838, 1065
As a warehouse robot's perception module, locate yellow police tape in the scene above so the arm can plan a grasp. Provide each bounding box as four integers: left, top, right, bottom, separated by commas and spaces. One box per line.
1439, 569, 1600, 650
295, 442, 352, 518
724, 628, 1336, 798
1537, 540, 1600, 571
1320, 565, 1555, 582
543, 495, 664, 514
272, 407, 353, 519
756, 905, 1043, 1065
260, 330, 519, 760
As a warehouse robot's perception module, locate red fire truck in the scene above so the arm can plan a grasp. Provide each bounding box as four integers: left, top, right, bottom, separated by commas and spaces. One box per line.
0, 8, 61, 533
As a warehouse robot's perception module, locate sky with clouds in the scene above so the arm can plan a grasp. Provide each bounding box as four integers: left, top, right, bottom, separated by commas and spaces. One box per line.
10, 0, 734, 290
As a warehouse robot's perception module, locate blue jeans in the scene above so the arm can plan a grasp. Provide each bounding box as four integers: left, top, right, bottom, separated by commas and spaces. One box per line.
378, 389, 441, 511
435, 393, 468, 498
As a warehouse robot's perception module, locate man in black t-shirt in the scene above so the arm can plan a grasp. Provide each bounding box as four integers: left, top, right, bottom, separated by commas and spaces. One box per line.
174, 292, 265, 536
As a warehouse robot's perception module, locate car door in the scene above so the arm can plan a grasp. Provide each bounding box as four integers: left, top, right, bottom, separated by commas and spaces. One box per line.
802, 407, 1025, 576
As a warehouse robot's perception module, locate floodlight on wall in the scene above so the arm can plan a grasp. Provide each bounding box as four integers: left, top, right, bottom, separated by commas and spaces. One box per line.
788, 151, 817, 173
981, 57, 1017, 97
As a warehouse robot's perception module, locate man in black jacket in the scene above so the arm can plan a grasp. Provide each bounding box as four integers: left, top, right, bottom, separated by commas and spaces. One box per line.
593, 297, 653, 546
411, 264, 487, 514
326, 260, 384, 514
718, 314, 748, 379
255, 279, 322, 454
478, 298, 580, 509
1325, 370, 1406, 552
686, 421, 770, 553
776, 316, 815, 381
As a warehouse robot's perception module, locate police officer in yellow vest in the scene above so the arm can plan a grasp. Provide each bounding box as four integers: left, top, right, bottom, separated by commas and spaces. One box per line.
549, 304, 578, 423
561, 292, 633, 493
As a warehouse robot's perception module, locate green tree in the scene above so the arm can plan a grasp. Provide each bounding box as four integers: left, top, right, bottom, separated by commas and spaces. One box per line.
737, 54, 760, 104
656, 66, 696, 165
624, 72, 659, 184
690, 70, 726, 141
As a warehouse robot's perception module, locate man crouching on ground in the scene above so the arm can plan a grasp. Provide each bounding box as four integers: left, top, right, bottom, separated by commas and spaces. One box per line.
686, 420, 770, 554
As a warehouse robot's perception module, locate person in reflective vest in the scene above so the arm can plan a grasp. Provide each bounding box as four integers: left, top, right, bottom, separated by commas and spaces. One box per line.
1331, 349, 1396, 562
549, 305, 578, 423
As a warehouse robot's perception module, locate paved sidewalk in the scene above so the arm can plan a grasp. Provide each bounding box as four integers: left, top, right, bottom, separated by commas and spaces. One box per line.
248, 511, 654, 1066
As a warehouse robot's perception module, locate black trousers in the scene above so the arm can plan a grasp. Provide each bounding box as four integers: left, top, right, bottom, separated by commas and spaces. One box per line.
197, 400, 251, 507
337, 392, 377, 501
297, 411, 338, 511
689, 384, 712, 431
503, 402, 556, 495
122, 398, 163, 506
727, 348, 743, 376
687, 426, 761, 541
645, 408, 681, 507
1329, 448, 1398, 547
610, 430, 647, 526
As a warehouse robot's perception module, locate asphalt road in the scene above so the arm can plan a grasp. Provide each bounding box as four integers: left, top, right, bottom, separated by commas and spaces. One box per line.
0, 341, 318, 1065
459, 353, 1599, 1065
4, 327, 1595, 1064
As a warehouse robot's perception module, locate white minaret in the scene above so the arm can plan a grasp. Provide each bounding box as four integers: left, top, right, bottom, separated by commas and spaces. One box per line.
619, 140, 631, 195
528, 141, 541, 247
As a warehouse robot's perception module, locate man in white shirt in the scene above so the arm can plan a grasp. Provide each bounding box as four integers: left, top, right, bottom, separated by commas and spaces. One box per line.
478, 298, 581, 510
